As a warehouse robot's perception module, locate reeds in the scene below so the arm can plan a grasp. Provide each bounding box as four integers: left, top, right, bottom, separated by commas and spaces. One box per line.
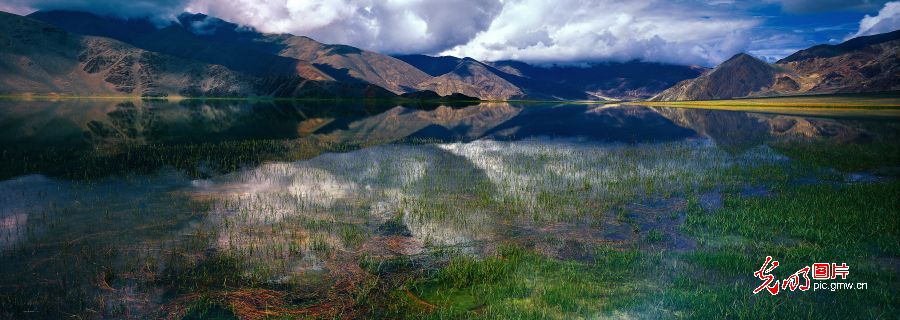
0, 131, 893, 318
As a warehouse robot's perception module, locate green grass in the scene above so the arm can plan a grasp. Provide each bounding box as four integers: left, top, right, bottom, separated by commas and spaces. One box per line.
770, 139, 900, 173
376, 181, 899, 319
380, 245, 656, 319
667, 181, 900, 319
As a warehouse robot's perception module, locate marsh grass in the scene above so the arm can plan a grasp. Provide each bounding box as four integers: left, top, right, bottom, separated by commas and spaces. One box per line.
380, 178, 898, 319
0, 127, 897, 319
770, 140, 900, 173
376, 244, 659, 319
666, 181, 900, 319
0, 176, 214, 318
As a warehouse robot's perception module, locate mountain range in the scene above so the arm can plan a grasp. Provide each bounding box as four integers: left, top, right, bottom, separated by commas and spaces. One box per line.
652, 30, 900, 101
1, 10, 898, 101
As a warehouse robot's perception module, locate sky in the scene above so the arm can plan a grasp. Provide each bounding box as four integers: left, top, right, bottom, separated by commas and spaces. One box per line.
1, 0, 899, 66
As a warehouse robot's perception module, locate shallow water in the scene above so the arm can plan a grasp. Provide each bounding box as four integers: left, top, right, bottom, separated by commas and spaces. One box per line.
1, 99, 898, 318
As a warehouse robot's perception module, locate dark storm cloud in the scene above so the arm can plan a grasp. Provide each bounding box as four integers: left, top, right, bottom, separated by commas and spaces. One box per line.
2, 0, 190, 20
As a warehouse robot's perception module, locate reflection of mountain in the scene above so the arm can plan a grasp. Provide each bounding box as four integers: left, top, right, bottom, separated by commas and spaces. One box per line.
653, 106, 876, 152
4, 98, 892, 155
652, 107, 771, 152
0, 100, 399, 148
483, 105, 696, 142
4, 99, 899, 181
0, 99, 121, 146
313, 103, 707, 144
315, 103, 523, 143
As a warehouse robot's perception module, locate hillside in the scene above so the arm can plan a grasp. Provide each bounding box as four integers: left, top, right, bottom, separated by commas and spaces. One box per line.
397, 55, 704, 100
30, 11, 432, 95
17, 10, 900, 101
0, 12, 396, 98
0, 12, 254, 96
414, 58, 525, 100
651, 53, 775, 101
652, 30, 900, 101
28, 11, 331, 80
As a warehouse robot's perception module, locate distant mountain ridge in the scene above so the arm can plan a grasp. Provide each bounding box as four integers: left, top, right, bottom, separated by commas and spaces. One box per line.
652, 30, 900, 101
6, 10, 899, 101
14, 10, 702, 100
651, 54, 775, 101
394, 55, 706, 100
0, 11, 395, 98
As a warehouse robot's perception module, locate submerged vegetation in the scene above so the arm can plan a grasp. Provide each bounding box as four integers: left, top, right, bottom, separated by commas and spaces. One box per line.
0, 99, 898, 319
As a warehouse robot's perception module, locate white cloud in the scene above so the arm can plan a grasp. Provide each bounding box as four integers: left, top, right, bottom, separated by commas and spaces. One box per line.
9, 0, 867, 66
849, 1, 900, 38
0, 2, 33, 15
747, 32, 807, 62
184, 0, 504, 55
440, 0, 759, 66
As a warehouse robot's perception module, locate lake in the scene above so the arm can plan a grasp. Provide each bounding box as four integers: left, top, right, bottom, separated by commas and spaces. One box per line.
1, 99, 898, 318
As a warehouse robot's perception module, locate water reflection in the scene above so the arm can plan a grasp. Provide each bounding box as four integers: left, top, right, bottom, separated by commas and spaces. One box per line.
1, 99, 898, 317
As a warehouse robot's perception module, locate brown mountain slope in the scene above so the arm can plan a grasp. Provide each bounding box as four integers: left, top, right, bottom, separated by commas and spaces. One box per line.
652, 30, 900, 101
0, 12, 254, 96
0, 12, 397, 98
651, 53, 774, 101
415, 58, 525, 100
27, 10, 333, 82
129, 25, 332, 81
270, 35, 432, 94
25, 10, 706, 101
774, 30, 900, 94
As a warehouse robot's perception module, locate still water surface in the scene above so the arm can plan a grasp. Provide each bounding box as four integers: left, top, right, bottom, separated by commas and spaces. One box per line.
0, 99, 897, 317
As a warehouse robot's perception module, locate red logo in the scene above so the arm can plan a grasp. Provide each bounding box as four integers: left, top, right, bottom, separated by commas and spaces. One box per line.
753, 256, 781, 295
753, 256, 852, 295
812, 263, 831, 280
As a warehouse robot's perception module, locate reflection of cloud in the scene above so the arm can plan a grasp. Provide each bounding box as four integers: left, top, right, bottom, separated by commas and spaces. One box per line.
0, 213, 28, 250
198, 143, 503, 264
188, 134, 795, 282
439, 138, 788, 220
403, 211, 489, 247
0, 175, 54, 250
200, 163, 357, 226
438, 140, 536, 204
